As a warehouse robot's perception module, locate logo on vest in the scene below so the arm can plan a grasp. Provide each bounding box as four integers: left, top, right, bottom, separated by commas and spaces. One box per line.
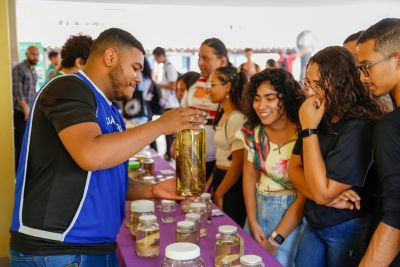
106, 116, 123, 132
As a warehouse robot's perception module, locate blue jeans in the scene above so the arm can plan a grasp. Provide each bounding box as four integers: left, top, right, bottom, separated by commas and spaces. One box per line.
295, 215, 371, 267
245, 192, 304, 267
9, 249, 119, 267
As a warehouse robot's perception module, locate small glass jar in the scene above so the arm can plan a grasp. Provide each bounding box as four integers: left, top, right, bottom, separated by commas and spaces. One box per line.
240, 255, 264, 267
215, 225, 243, 267
136, 214, 160, 258
141, 157, 155, 176
189, 202, 207, 237
185, 212, 201, 244
176, 220, 198, 245
200, 193, 212, 224
128, 159, 144, 181
180, 199, 193, 213
128, 200, 155, 238
161, 200, 176, 223
161, 242, 205, 267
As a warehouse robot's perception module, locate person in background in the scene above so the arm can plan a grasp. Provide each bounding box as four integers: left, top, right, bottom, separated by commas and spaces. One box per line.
56, 34, 94, 76
356, 18, 400, 267
208, 66, 247, 227
176, 71, 200, 103
240, 48, 261, 78
9, 28, 205, 267
46, 50, 61, 81
237, 68, 305, 266
152, 46, 180, 161
181, 38, 229, 179
343, 30, 364, 55
266, 59, 276, 69
12, 45, 39, 171
290, 46, 384, 267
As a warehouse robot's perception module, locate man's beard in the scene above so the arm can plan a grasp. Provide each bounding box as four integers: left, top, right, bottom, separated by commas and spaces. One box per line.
108, 64, 131, 101
27, 58, 38, 66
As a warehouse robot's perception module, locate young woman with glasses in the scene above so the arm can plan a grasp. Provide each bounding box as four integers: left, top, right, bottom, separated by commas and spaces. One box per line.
289, 46, 385, 267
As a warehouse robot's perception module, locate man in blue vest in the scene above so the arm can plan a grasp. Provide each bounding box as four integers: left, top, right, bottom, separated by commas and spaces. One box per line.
9, 28, 205, 267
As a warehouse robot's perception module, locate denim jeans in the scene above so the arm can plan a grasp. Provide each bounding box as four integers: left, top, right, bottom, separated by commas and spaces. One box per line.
245, 192, 304, 267
295, 215, 371, 267
9, 249, 119, 267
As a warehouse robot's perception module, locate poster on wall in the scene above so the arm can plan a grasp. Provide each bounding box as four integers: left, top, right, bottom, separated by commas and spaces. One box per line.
18, 42, 46, 91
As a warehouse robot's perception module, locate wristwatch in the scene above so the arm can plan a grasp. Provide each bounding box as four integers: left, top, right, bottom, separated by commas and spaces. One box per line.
271, 231, 285, 245
298, 128, 318, 138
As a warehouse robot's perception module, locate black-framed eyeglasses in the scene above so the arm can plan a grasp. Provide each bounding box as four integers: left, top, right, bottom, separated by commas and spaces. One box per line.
357, 55, 393, 77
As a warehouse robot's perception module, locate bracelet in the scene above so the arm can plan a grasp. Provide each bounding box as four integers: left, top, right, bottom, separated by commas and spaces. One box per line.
268, 236, 280, 247
298, 128, 318, 138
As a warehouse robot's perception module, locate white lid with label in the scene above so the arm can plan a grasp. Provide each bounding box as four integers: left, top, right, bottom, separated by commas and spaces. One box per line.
161, 199, 176, 205
177, 220, 195, 228
165, 243, 200, 260
200, 192, 211, 200
186, 212, 201, 221
139, 214, 157, 223
130, 200, 155, 212
240, 255, 263, 264
190, 202, 206, 209
218, 225, 237, 234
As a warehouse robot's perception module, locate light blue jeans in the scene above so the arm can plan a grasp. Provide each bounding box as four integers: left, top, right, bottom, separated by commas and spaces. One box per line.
245, 192, 304, 267
9, 249, 119, 267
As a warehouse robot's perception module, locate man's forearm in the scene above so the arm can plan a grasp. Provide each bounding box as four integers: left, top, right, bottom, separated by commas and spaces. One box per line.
359, 222, 400, 267
126, 179, 153, 200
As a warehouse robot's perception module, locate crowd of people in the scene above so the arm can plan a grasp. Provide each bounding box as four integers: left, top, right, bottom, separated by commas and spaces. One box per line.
9, 17, 400, 267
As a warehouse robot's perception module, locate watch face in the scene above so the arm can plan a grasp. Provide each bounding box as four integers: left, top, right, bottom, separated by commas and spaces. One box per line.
274, 234, 285, 244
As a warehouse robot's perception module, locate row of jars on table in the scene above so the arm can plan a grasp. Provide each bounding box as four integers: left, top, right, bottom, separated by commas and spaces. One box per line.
126, 196, 265, 267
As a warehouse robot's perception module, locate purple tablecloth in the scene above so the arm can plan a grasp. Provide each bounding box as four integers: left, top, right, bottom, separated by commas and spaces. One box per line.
116, 152, 282, 267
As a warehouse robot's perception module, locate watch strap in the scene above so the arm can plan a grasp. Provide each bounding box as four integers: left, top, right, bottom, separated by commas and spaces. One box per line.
298, 128, 318, 138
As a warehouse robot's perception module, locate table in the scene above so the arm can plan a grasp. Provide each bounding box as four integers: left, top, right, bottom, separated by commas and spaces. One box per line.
116, 152, 282, 267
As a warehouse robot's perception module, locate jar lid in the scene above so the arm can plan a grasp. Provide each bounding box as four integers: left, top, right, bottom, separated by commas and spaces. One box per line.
190, 202, 206, 209
240, 255, 262, 264
185, 212, 201, 221
131, 200, 155, 212
141, 158, 154, 163
165, 243, 200, 260
143, 176, 155, 181
128, 161, 140, 170
139, 214, 157, 222
161, 199, 176, 205
200, 192, 211, 200
218, 225, 237, 234
177, 220, 195, 228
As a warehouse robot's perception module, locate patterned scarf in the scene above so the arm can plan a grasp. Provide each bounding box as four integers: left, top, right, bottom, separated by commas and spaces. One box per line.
240, 123, 270, 175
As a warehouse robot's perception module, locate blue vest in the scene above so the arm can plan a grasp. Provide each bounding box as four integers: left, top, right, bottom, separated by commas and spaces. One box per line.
11, 72, 128, 244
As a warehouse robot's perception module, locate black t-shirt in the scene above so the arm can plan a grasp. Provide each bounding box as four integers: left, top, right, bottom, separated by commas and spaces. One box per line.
10, 75, 116, 255
374, 108, 400, 230
293, 119, 375, 229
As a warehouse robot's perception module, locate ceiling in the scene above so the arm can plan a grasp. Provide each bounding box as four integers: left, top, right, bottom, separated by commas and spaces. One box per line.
29, 0, 398, 7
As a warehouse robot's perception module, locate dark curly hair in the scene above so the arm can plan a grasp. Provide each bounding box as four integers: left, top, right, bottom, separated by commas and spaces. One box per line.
307, 46, 385, 129
61, 34, 94, 68
242, 68, 304, 129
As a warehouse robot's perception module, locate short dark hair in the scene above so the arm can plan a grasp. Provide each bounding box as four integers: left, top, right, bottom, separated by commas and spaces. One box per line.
358, 18, 400, 56
244, 48, 253, 53
266, 59, 276, 68
177, 71, 200, 91
242, 68, 304, 129
201, 38, 228, 59
343, 30, 364, 44
152, 47, 166, 56
61, 34, 94, 68
90, 28, 145, 57
48, 51, 59, 60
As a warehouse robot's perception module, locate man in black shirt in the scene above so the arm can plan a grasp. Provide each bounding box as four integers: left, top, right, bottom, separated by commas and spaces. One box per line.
357, 18, 400, 267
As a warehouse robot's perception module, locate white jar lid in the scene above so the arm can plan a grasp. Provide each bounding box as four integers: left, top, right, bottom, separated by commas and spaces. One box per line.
218, 225, 237, 234
143, 175, 155, 180
185, 212, 201, 221
161, 199, 176, 205
165, 243, 200, 260
190, 202, 206, 209
139, 214, 157, 222
200, 192, 211, 199
240, 255, 262, 264
177, 220, 195, 228
130, 200, 155, 212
